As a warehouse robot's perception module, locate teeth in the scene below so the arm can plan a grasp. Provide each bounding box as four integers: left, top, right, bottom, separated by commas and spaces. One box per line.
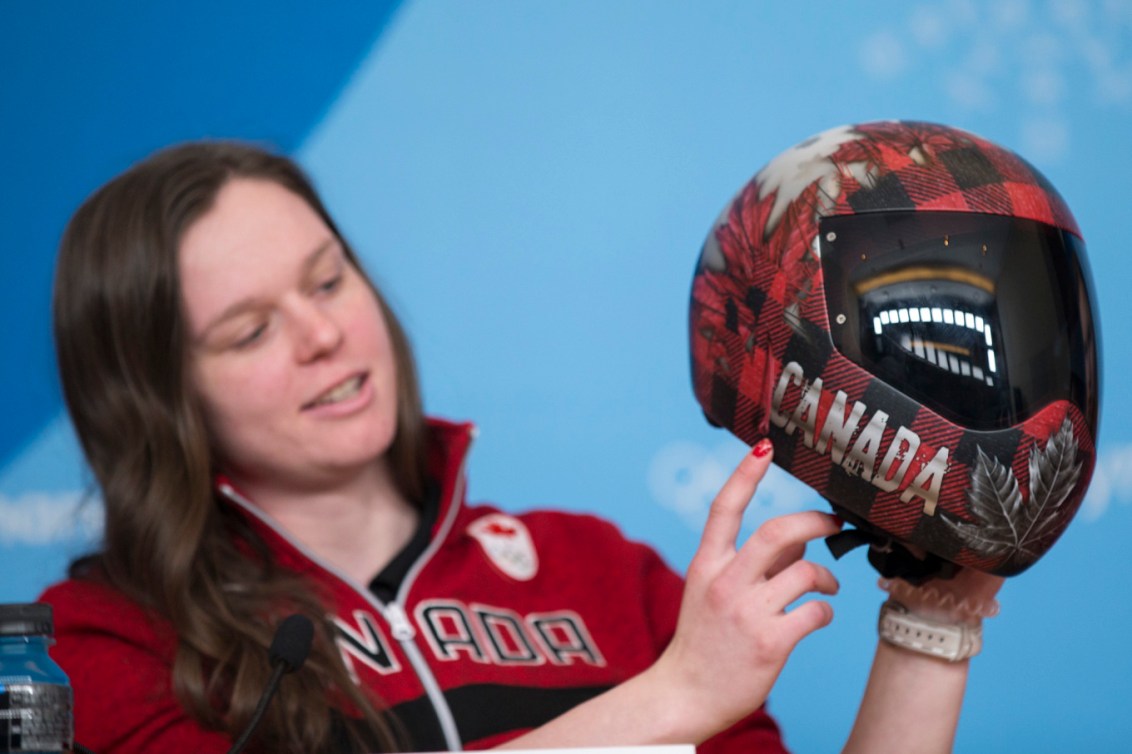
312, 376, 363, 406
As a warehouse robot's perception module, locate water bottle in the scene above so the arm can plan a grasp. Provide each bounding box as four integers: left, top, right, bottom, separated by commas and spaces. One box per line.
0, 604, 73, 753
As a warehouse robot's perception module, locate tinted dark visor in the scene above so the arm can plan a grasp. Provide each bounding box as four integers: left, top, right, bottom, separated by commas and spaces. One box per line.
821, 211, 1098, 431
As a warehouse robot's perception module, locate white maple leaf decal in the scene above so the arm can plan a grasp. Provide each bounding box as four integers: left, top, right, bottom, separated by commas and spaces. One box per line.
754, 123, 864, 236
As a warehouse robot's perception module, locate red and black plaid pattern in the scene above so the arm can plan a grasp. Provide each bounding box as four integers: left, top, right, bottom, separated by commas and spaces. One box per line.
689, 121, 1095, 576
826, 120, 1079, 234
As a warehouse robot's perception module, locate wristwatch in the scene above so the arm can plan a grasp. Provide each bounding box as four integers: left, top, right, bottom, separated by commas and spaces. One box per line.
878, 599, 983, 662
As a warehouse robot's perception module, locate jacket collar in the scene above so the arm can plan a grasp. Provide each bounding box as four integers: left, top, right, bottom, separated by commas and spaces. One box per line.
214, 417, 477, 591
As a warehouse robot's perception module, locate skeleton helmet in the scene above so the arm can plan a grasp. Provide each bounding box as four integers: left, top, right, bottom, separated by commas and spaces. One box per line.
689, 121, 1100, 580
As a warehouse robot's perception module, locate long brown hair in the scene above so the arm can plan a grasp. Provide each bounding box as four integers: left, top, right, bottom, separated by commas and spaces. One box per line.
54, 141, 428, 752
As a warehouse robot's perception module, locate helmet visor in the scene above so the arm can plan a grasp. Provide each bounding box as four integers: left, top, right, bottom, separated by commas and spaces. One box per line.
820, 210, 1098, 431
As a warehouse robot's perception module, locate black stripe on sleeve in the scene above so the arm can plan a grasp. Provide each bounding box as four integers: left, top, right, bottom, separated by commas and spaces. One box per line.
387, 683, 613, 749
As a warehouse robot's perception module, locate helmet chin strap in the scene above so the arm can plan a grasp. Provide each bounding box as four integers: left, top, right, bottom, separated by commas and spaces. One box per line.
824, 506, 959, 585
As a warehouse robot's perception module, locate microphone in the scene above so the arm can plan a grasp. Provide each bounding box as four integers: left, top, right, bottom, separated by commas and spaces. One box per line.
267, 613, 315, 674
226, 613, 314, 754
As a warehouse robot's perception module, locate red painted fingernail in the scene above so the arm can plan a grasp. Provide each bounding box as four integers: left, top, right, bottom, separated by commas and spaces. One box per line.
751, 438, 772, 458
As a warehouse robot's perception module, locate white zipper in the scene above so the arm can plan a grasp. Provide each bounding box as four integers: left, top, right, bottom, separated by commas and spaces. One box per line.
384, 598, 462, 750
383, 601, 416, 641
388, 429, 475, 751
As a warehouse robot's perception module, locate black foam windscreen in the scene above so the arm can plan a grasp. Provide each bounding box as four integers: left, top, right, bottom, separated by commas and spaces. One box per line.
268, 613, 314, 672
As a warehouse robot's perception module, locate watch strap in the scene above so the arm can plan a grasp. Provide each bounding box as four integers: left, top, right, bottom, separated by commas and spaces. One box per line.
878, 599, 983, 662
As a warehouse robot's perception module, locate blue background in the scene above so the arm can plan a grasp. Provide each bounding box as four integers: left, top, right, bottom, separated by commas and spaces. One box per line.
3, 2, 1131, 751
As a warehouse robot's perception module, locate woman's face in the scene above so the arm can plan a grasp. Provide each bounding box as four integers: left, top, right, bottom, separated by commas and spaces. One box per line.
179, 178, 399, 490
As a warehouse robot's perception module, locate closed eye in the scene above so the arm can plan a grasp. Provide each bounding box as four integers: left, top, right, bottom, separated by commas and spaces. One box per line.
317, 274, 343, 294
233, 321, 268, 349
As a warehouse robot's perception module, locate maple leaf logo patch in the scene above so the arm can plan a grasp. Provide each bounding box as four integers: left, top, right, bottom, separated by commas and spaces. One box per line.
468, 514, 539, 581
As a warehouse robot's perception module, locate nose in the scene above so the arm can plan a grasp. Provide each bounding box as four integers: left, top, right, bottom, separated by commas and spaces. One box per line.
291, 299, 343, 362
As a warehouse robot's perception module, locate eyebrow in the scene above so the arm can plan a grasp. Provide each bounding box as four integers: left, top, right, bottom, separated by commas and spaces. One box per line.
193, 238, 340, 343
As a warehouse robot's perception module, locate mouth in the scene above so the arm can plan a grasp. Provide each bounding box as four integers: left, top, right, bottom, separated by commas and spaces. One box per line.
304, 373, 367, 410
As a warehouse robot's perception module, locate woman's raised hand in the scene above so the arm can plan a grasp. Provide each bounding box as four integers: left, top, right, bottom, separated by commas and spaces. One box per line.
649, 438, 844, 740
498, 438, 845, 750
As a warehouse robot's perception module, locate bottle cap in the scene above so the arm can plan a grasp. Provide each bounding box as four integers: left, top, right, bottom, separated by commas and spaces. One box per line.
0, 602, 54, 636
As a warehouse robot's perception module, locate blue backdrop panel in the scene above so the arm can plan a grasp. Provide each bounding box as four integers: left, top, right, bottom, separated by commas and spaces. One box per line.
0, 0, 403, 467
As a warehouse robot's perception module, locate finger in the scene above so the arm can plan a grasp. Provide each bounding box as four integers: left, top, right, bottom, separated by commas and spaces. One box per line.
778, 600, 835, 646
759, 559, 839, 614
696, 438, 775, 560
766, 541, 806, 579
745, 600, 835, 664
734, 510, 843, 580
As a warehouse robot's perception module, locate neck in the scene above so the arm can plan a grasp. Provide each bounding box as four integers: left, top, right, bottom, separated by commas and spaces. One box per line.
228, 459, 420, 585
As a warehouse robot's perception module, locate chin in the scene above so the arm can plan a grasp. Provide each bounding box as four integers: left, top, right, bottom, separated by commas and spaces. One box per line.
330, 425, 398, 465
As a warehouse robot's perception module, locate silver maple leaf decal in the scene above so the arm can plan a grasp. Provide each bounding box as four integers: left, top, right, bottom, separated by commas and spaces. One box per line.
946, 418, 1082, 569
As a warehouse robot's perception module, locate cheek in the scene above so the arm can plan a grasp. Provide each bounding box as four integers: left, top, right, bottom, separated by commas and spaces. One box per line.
192, 357, 292, 446
351, 295, 399, 375
350, 290, 387, 338
372, 316, 401, 407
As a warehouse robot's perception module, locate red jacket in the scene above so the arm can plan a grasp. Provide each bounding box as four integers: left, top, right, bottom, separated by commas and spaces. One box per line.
40, 418, 786, 752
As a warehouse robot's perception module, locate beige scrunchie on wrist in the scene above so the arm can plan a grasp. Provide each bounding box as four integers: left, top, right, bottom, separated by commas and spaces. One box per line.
878, 577, 1001, 624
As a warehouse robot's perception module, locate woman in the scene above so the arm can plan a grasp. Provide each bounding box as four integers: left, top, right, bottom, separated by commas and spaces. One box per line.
40, 141, 1001, 753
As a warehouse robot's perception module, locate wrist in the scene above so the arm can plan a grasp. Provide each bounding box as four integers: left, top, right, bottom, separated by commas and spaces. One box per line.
642, 645, 757, 745
627, 661, 713, 745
